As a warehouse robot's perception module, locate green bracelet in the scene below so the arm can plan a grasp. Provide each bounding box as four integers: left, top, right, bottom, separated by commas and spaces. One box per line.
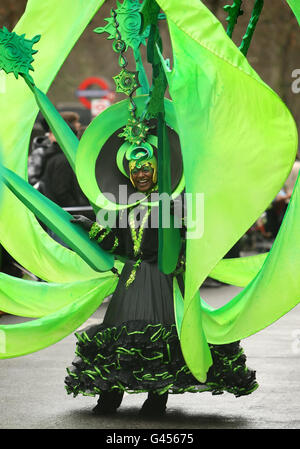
89, 222, 104, 239
97, 228, 111, 243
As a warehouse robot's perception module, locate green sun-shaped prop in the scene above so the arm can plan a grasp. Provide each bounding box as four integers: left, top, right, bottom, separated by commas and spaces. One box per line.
113, 67, 140, 96
118, 116, 150, 145
0, 27, 40, 84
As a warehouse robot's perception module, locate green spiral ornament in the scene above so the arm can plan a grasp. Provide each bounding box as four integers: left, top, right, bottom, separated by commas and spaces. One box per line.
125, 141, 154, 169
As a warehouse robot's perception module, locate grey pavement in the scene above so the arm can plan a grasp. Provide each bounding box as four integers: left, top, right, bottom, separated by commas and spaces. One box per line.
0, 284, 299, 429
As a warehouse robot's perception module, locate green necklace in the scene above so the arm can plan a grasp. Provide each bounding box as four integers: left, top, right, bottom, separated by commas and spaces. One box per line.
125, 204, 151, 288
128, 185, 157, 256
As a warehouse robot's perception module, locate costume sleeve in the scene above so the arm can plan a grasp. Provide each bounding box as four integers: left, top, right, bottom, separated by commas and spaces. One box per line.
89, 222, 123, 255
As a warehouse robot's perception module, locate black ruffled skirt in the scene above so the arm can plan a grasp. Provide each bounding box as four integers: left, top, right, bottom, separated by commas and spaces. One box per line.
65, 261, 258, 398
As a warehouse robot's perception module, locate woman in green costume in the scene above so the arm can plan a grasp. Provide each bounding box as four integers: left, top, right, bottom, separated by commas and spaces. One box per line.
65, 148, 258, 416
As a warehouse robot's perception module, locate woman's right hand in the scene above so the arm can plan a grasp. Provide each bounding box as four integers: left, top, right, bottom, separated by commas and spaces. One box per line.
70, 215, 93, 231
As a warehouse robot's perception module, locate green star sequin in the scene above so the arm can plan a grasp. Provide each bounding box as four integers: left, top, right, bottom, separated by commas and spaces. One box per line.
118, 117, 150, 145
113, 68, 140, 96
0, 27, 40, 84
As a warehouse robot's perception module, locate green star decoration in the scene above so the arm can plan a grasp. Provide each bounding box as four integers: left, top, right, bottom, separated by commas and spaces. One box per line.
113, 68, 140, 96
224, 1, 244, 38
0, 27, 40, 84
118, 117, 150, 145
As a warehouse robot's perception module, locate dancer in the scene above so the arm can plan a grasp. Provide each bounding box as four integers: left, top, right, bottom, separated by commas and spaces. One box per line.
65, 149, 258, 416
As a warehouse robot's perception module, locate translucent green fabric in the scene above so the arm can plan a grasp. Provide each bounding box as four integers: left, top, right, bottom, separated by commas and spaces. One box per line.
209, 253, 267, 287
157, 0, 299, 381
0, 166, 114, 272
203, 175, 300, 343
1, 276, 118, 359
287, 0, 300, 25
191, 7, 299, 294
174, 172, 300, 344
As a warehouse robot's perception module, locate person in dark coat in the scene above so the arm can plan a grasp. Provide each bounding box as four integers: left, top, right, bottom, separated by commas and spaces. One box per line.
39, 113, 94, 244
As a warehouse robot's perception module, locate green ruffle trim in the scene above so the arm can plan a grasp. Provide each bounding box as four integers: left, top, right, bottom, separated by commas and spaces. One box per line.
65, 322, 258, 398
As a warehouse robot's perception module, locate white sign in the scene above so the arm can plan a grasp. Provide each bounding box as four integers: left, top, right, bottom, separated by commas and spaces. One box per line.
91, 98, 111, 118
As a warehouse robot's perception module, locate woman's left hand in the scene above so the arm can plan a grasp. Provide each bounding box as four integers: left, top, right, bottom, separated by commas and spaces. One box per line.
71, 215, 93, 231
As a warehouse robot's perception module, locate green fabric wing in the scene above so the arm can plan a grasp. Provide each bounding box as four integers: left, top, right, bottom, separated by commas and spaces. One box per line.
0, 0, 119, 359
209, 253, 267, 287
287, 0, 300, 25
207, 0, 299, 290
202, 175, 300, 344
0, 0, 299, 367
0, 271, 117, 318
174, 173, 300, 344
0, 165, 114, 272
157, 0, 298, 381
